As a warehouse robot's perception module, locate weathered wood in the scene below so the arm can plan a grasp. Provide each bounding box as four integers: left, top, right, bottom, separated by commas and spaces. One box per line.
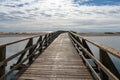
0, 35, 40, 47
15, 33, 93, 80
16, 38, 33, 64
0, 32, 60, 80
82, 39, 91, 58
0, 46, 6, 80
100, 49, 120, 79
70, 35, 101, 80
69, 33, 119, 80
71, 32, 120, 58
28, 38, 33, 64
39, 36, 42, 53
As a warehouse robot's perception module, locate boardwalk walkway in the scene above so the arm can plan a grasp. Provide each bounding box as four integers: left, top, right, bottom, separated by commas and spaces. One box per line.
16, 33, 93, 80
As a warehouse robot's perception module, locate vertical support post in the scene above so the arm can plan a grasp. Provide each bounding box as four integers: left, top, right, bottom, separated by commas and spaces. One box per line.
100, 49, 120, 79
50, 33, 53, 41
45, 34, 48, 47
0, 46, 6, 80
100, 49, 109, 80
28, 38, 33, 64
47, 34, 50, 46
82, 39, 91, 58
42, 34, 47, 50
49, 34, 51, 43
39, 36, 42, 54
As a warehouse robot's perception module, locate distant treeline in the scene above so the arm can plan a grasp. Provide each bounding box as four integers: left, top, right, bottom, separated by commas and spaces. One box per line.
104, 32, 120, 34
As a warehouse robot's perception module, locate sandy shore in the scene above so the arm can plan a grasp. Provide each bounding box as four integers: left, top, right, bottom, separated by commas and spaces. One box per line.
0, 32, 120, 38
78, 32, 120, 36
0, 32, 46, 38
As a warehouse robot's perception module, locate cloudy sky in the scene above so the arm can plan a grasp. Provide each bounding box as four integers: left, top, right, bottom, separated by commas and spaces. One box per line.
0, 0, 120, 32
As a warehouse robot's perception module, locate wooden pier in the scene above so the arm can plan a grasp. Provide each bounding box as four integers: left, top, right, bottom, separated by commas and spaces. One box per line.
0, 31, 120, 80
15, 33, 93, 80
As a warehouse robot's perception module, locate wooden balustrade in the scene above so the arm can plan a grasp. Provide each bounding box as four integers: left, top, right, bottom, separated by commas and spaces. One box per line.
69, 32, 120, 80
0, 31, 62, 80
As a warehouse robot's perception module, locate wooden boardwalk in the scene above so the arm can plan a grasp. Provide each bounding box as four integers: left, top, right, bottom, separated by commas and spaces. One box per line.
16, 33, 93, 80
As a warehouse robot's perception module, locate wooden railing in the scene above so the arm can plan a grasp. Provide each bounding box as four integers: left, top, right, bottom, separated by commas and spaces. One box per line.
69, 32, 120, 80
0, 31, 62, 80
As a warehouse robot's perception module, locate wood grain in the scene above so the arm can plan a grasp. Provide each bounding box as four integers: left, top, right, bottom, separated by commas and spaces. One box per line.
14, 33, 93, 80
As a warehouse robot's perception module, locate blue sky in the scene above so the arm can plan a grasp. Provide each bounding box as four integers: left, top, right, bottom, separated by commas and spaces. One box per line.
0, 0, 120, 32
74, 0, 120, 5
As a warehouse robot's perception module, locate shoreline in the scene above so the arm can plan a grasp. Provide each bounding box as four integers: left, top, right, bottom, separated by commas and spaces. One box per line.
78, 33, 120, 36
0, 32, 46, 38
0, 32, 120, 38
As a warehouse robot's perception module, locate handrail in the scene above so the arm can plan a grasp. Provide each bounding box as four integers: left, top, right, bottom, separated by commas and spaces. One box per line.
70, 38, 101, 80
71, 32, 120, 58
69, 32, 120, 80
0, 35, 42, 47
0, 31, 62, 80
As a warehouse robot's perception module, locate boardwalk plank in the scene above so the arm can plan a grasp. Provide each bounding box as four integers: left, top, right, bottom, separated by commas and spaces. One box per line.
15, 33, 93, 80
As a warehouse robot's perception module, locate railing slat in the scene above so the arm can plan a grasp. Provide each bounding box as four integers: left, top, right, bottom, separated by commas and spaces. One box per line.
69, 32, 119, 80
16, 38, 33, 64
0, 31, 62, 79
0, 35, 40, 47
71, 32, 120, 58
69, 36, 101, 80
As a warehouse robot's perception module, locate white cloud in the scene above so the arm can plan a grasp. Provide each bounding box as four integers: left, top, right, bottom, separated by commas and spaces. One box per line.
0, 0, 120, 32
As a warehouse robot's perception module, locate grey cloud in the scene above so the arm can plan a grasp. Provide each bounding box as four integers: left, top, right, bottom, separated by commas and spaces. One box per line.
10, 11, 25, 14
54, 13, 66, 17
4, 4, 23, 8
40, 13, 52, 17
0, 12, 10, 21
73, 19, 98, 26
0, 12, 25, 22
3, 2, 30, 8
25, 8, 39, 12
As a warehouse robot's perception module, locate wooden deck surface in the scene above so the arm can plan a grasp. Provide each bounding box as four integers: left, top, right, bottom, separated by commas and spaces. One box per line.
16, 33, 93, 80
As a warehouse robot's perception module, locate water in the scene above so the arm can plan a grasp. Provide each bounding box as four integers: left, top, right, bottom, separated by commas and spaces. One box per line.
86, 36, 120, 51
0, 36, 120, 79
86, 36, 120, 73
0, 37, 39, 80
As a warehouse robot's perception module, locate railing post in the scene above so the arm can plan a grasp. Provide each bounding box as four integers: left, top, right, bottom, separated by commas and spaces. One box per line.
44, 34, 47, 47
39, 36, 42, 54
49, 34, 52, 43
47, 34, 50, 46
82, 39, 91, 59
28, 38, 33, 64
100, 49, 120, 79
100, 49, 109, 79
0, 46, 6, 80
